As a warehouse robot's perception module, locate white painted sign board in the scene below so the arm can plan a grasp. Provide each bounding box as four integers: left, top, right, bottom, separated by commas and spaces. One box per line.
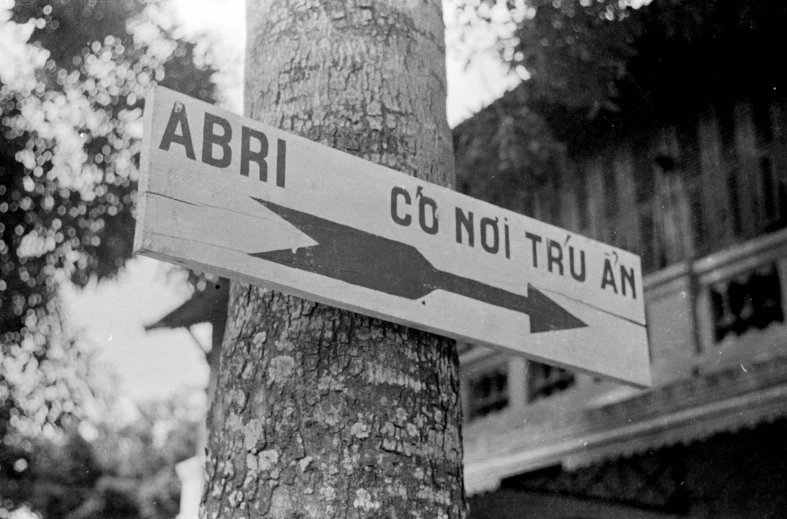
134, 86, 651, 387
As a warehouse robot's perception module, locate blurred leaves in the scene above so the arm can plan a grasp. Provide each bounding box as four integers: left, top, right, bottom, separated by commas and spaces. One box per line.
453, 0, 787, 115
0, 0, 219, 507
0, 2, 218, 386
1, 0, 218, 337
453, 0, 640, 111
0, 300, 99, 450
1, 392, 205, 519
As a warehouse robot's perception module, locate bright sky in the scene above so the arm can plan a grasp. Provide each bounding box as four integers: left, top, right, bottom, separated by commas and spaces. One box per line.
61, 0, 516, 402
62, 258, 211, 401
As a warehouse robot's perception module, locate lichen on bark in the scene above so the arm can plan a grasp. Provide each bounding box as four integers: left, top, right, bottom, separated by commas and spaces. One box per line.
202, 1, 464, 517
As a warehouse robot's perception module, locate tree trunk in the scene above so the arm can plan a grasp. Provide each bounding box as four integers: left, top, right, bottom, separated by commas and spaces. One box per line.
201, 1, 464, 518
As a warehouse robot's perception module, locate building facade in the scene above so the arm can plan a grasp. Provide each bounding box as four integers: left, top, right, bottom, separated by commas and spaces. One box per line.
455, 95, 787, 518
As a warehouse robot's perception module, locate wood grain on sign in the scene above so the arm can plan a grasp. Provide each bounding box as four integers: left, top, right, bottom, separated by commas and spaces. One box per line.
134, 86, 651, 387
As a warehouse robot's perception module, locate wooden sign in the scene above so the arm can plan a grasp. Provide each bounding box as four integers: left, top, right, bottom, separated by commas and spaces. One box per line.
134, 86, 651, 387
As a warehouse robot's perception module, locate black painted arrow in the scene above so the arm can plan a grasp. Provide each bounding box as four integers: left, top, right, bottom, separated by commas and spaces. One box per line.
249, 198, 587, 333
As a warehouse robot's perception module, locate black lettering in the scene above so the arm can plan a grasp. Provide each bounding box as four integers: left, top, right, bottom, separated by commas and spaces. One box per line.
391, 187, 411, 226
480, 217, 499, 254
504, 219, 510, 259
419, 195, 439, 235
455, 208, 474, 246
159, 102, 195, 160
525, 232, 542, 268
276, 139, 286, 188
547, 240, 564, 275
240, 126, 269, 180
569, 246, 586, 282
202, 113, 232, 168
621, 264, 636, 299
601, 258, 618, 293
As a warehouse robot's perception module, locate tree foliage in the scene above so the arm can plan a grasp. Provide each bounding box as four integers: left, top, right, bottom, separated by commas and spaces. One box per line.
456, 0, 787, 116
1, 392, 204, 519
453, 87, 568, 211
0, 0, 219, 447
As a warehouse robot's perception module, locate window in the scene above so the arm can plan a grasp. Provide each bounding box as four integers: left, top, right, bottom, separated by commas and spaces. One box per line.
710, 263, 784, 342
603, 159, 618, 218
727, 172, 743, 235
467, 364, 509, 419
576, 172, 590, 232
639, 210, 664, 272
718, 106, 739, 162
752, 100, 773, 145
678, 122, 701, 178
678, 121, 707, 253
717, 106, 745, 236
761, 156, 777, 222
688, 184, 707, 254
633, 139, 655, 203
752, 101, 787, 231
528, 362, 575, 403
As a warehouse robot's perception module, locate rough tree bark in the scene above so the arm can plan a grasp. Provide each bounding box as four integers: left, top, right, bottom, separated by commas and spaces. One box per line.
201, 1, 464, 518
